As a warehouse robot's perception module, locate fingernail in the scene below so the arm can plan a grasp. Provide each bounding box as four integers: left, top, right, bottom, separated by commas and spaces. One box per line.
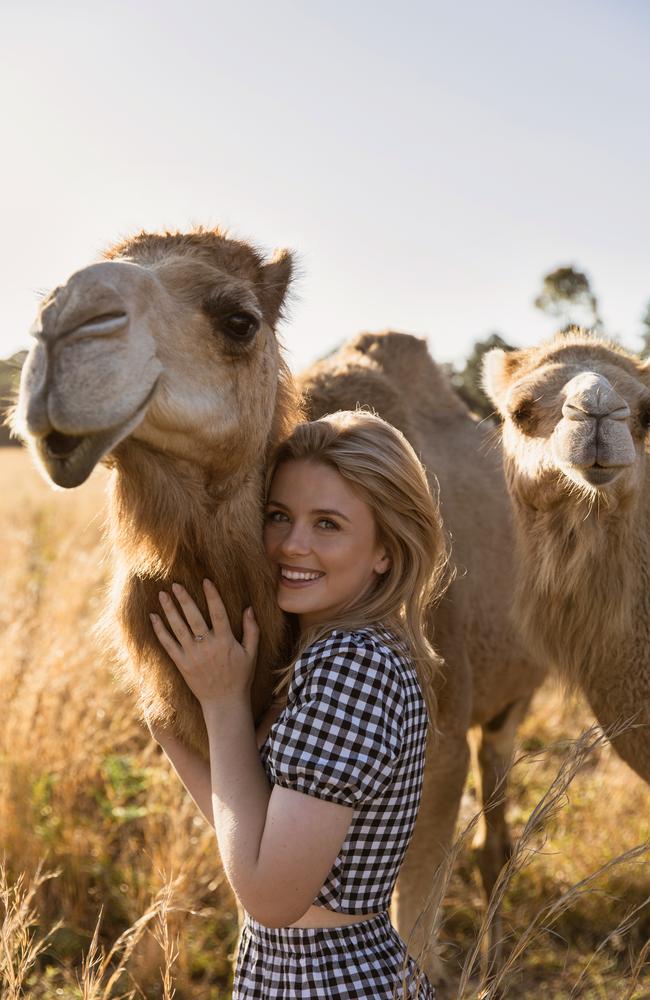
150, 613, 158, 622
172, 582, 180, 591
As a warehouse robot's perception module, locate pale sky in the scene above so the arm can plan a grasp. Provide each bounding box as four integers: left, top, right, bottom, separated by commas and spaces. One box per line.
2, 0, 649, 373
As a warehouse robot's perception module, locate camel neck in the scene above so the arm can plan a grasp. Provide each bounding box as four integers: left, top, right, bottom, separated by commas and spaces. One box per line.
105, 437, 289, 718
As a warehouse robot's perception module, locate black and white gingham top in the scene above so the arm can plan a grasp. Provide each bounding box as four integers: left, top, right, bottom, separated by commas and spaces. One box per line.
259, 626, 430, 914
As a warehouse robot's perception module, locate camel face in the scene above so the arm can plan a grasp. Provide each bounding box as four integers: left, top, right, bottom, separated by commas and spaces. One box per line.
13, 232, 293, 488
483, 333, 650, 500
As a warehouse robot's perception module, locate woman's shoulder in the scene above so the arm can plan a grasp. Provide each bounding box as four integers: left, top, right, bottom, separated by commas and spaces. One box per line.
297, 625, 410, 679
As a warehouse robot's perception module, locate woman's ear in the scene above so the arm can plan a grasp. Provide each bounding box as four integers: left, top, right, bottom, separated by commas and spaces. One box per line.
375, 551, 391, 575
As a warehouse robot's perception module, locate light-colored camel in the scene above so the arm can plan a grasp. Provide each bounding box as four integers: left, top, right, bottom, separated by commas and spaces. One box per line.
483, 329, 650, 783
13, 227, 545, 982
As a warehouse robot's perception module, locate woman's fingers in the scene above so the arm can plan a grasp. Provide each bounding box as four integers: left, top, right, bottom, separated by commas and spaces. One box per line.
241, 606, 260, 660
171, 582, 209, 638
150, 613, 184, 663
203, 578, 230, 635
158, 590, 194, 645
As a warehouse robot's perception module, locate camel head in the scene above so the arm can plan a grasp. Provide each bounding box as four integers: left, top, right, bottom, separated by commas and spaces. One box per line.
12, 228, 294, 488
482, 330, 650, 508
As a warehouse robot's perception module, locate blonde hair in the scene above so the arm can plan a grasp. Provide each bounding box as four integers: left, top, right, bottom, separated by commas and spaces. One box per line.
264, 409, 452, 732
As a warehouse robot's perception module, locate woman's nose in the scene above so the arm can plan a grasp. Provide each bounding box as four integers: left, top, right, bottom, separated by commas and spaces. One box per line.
280, 524, 311, 556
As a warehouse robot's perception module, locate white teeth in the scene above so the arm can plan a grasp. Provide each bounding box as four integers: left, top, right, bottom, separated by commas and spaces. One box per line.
281, 568, 323, 581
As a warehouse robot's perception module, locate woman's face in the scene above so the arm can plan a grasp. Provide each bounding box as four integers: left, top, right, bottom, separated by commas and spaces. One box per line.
263, 458, 390, 630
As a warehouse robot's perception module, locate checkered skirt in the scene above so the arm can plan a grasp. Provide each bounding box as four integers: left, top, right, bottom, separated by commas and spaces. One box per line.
233, 910, 436, 999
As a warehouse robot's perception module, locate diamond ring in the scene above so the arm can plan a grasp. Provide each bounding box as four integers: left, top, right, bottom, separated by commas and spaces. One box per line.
193, 631, 210, 642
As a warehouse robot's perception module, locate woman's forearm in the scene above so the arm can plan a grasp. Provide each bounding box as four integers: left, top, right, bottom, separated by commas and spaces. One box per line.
154, 731, 215, 830
203, 698, 274, 921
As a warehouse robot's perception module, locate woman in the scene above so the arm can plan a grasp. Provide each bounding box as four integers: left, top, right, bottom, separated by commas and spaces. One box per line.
148, 410, 448, 998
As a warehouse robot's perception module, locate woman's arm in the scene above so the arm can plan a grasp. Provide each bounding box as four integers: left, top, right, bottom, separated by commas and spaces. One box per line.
204, 697, 354, 928
150, 726, 215, 829
148, 702, 282, 831
148, 580, 354, 927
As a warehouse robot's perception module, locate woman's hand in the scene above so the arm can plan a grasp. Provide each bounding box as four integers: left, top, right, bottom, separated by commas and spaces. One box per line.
150, 579, 259, 715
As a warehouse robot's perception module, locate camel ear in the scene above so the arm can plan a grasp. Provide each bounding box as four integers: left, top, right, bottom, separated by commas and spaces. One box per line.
482, 348, 525, 414
636, 358, 650, 387
260, 249, 294, 327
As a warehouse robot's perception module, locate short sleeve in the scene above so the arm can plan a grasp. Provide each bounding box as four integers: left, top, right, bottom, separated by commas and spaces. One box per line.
268, 634, 405, 807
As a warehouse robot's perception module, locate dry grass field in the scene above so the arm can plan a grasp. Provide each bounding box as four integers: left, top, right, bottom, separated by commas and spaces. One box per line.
1, 447, 650, 999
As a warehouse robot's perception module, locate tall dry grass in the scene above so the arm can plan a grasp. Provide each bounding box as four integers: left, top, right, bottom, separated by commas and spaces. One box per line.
1, 448, 650, 998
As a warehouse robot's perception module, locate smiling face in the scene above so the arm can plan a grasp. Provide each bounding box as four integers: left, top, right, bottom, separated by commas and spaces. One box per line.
263, 458, 390, 631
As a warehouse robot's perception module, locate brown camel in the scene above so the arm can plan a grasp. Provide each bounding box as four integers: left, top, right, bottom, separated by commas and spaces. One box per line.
482, 329, 650, 783
12, 227, 544, 982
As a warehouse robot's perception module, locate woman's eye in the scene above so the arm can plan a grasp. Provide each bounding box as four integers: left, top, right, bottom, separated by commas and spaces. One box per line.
317, 518, 338, 530
265, 510, 288, 522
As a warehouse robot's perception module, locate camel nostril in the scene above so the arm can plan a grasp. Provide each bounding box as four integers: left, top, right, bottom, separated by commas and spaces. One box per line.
44, 430, 86, 458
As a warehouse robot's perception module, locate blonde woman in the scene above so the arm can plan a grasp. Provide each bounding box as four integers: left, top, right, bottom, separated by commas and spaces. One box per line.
148, 410, 448, 998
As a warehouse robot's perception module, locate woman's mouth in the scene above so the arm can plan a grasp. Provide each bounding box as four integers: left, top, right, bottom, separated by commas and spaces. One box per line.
278, 566, 325, 588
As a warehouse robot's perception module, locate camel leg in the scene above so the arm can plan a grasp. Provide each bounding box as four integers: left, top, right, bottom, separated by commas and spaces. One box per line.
391, 730, 471, 988
471, 696, 532, 981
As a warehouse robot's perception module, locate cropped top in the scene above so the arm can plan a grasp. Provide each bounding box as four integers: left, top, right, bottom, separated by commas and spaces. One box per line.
259, 626, 430, 914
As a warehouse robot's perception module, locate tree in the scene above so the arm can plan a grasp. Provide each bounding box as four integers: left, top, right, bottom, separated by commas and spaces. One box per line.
448, 332, 517, 421
640, 300, 650, 357
534, 265, 602, 331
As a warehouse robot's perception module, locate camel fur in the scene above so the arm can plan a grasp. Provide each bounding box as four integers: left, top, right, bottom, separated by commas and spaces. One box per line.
483, 329, 650, 783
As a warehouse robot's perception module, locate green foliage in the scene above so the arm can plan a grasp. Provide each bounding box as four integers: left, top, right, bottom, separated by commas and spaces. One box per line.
447, 332, 518, 420
93, 754, 154, 822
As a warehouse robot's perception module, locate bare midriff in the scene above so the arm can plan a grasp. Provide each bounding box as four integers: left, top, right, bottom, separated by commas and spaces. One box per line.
286, 905, 382, 928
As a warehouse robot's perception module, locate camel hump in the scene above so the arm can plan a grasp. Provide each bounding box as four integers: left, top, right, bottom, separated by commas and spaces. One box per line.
298, 340, 412, 438
350, 330, 430, 365
297, 329, 470, 437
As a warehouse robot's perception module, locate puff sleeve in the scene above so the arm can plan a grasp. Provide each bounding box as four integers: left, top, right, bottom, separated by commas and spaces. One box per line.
267, 634, 406, 807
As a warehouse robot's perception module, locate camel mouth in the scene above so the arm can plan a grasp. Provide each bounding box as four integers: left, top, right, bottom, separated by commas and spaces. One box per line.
36, 428, 114, 488
35, 378, 161, 489
44, 430, 87, 460
580, 464, 622, 487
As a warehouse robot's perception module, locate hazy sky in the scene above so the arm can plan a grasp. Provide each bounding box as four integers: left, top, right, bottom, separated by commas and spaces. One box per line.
2, 0, 649, 373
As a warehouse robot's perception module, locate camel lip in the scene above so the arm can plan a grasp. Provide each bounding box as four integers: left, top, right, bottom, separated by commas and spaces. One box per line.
43, 429, 88, 460
579, 465, 623, 487
35, 376, 161, 488
36, 428, 115, 488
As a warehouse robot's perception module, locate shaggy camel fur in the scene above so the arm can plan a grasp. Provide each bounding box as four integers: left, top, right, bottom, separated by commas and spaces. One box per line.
483, 330, 650, 783
13, 227, 544, 981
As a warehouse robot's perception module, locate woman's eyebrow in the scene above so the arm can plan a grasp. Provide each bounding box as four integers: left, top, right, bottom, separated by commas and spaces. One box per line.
265, 500, 351, 523
313, 508, 351, 522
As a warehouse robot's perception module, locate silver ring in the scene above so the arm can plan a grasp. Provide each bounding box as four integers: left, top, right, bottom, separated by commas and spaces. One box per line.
193, 630, 210, 642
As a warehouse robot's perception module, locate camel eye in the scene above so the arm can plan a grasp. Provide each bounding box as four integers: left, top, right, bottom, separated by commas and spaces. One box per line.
639, 404, 650, 431
511, 399, 534, 429
223, 312, 260, 340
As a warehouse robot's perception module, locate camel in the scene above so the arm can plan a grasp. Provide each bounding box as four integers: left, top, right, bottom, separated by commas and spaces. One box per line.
482, 329, 650, 783
12, 226, 545, 983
